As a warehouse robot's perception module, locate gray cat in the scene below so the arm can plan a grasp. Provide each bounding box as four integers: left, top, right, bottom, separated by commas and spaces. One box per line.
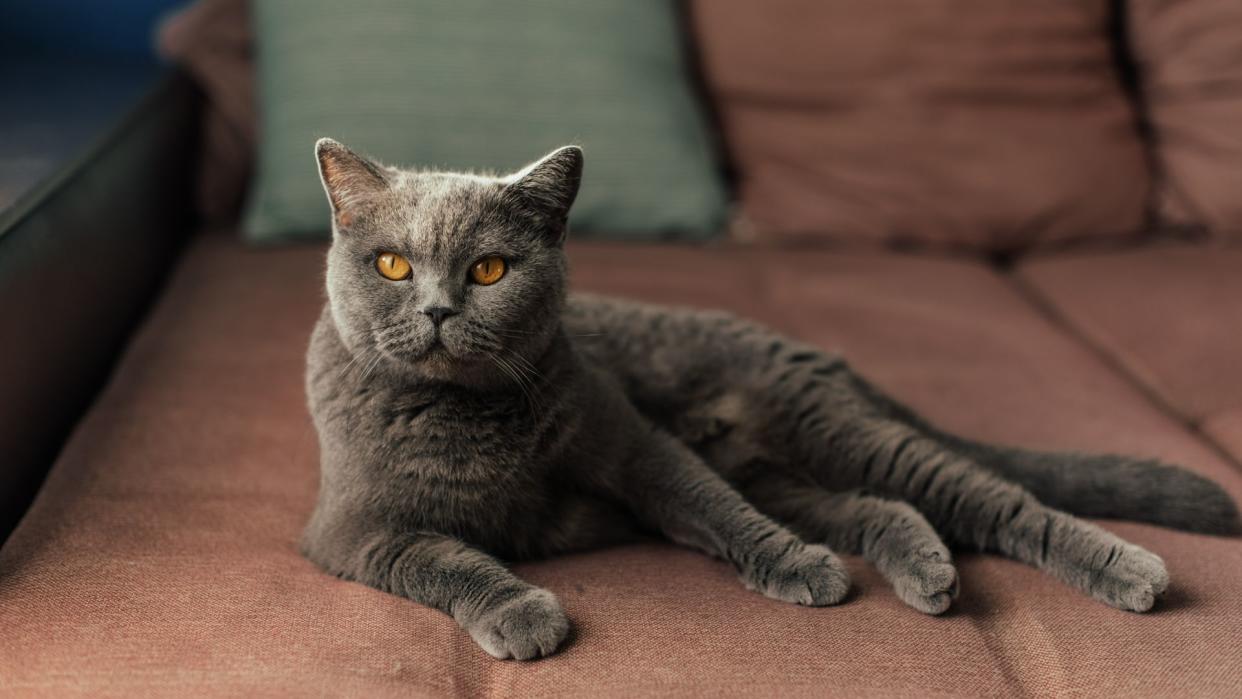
302, 139, 1241, 661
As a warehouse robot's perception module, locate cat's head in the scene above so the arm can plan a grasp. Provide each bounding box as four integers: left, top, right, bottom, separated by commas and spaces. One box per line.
315, 138, 582, 385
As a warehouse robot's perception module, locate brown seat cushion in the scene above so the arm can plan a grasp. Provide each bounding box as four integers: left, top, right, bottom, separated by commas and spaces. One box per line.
1129, 0, 1242, 239
1, 235, 1240, 696
1207, 411, 1242, 464
1017, 243, 1242, 460
690, 0, 1151, 252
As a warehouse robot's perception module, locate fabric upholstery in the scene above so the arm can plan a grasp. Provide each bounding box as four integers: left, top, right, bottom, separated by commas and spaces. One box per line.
689, 0, 1151, 252
1017, 243, 1242, 460
1, 235, 1240, 696
1129, 0, 1242, 239
1206, 412, 1242, 467
239, 0, 727, 243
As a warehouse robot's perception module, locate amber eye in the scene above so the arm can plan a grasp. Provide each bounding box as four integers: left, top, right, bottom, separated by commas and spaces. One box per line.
375, 252, 412, 281
470, 256, 507, 285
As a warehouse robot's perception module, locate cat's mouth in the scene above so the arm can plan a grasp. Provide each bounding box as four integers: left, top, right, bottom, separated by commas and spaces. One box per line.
379, 336, 479, 373
374, 327, 503, 379
390, 342, 452, 363
423, 341, 462, 366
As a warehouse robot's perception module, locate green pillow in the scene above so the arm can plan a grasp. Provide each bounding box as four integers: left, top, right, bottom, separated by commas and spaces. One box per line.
245, 0, 729, 243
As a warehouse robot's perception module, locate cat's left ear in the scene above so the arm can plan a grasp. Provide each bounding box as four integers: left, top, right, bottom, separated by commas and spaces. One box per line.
502, 146, 584, 244
315, 138, 392, 230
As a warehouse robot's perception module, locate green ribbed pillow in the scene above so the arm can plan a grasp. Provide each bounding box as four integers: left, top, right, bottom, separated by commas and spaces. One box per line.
245, 0, 729, 242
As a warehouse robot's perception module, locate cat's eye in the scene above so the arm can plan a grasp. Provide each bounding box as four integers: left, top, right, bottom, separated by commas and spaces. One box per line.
375, 252, 412, 281
470, 256, 507, 285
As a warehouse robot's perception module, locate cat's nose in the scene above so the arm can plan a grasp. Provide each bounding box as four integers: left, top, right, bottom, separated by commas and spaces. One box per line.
422, 306, 458, 326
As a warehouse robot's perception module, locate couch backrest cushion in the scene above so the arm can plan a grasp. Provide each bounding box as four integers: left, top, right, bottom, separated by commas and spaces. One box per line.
1129, 0, 1242, 240
240, 0, 728, 243
158, 0, 253, 224
691, 0, 1152, 252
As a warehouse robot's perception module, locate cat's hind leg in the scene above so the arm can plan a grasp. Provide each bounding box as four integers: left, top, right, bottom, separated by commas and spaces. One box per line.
843, 372, 1241, 536
717, 355, 1174, 612
747, 478, 959, 614
810, 418, 1170, 612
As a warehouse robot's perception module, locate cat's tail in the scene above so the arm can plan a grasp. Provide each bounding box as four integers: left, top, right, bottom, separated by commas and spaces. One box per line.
951, 441, 1242, 536
844, 372, 1241, 535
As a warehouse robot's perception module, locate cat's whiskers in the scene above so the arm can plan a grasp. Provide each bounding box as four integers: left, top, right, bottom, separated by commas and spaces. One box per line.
488, 353, 544, 417
498, 349, 550, 414
501, 354, 542, 409
338, 352, 364, 377
502, 348, 566, 435
360, 350, 386, 381
504, 350, 544, 386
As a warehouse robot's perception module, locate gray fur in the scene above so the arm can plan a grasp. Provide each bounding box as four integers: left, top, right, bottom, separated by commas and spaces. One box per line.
303, 140, 1241, 660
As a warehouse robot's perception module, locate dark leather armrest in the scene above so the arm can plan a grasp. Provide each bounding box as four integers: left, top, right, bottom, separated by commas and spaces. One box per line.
0, 69, 200, 543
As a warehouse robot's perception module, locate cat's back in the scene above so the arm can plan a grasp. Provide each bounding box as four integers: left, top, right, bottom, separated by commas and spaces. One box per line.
563, 292, 748, 384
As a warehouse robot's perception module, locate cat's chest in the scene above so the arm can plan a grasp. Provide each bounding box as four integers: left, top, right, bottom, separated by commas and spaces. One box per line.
370, 389, 537, 462
364, 389, 561, 551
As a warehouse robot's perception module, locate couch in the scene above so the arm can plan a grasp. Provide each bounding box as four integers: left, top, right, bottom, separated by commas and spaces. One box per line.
2, 1, 1240, 696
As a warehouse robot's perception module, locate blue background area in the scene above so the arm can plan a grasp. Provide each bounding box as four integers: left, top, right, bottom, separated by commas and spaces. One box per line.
0, 0, 188, 58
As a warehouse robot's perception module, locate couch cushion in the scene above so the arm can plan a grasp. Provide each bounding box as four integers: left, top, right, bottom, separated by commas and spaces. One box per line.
1017, 244, 1242, 460
1129, 0, 1242, 239
2, 235, 1240, 696
157, 0, 253, 224
1206, 411, 1242, 462
240, 0, 727, 243
689, 0, 1151, 252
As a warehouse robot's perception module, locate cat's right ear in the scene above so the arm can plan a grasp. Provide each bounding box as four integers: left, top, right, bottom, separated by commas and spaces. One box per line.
315, 138, 391, 230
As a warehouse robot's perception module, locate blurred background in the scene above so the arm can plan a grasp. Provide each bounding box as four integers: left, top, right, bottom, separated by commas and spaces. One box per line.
0, 0, 179, 57
0, 0, 180, 210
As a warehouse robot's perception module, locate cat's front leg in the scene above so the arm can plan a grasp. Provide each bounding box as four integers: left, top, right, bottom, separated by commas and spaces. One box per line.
305, 528, 569, 660
619, 429, 851, 607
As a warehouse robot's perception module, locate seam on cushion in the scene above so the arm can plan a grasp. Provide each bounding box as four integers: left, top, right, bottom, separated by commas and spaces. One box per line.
1004, 268, 1242, 476
1014, 264, 1188, 413
960, 606, 1038, 699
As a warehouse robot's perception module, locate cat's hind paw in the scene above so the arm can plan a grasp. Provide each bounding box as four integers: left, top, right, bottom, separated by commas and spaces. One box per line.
888, 546, 959, 615
743, 542, 851, 607
1043, 515, 1171, 613
1080, 543, 1169, 613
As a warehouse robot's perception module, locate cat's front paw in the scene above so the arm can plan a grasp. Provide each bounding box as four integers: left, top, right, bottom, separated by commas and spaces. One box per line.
464, 588, 570, 660
742, 541, 851, 606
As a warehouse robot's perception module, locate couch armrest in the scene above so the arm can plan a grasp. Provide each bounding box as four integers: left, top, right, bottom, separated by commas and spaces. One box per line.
0, 67, 200, 543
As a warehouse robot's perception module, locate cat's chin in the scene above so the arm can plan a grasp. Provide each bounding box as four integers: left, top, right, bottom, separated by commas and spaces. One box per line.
383, 345, 496, 385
